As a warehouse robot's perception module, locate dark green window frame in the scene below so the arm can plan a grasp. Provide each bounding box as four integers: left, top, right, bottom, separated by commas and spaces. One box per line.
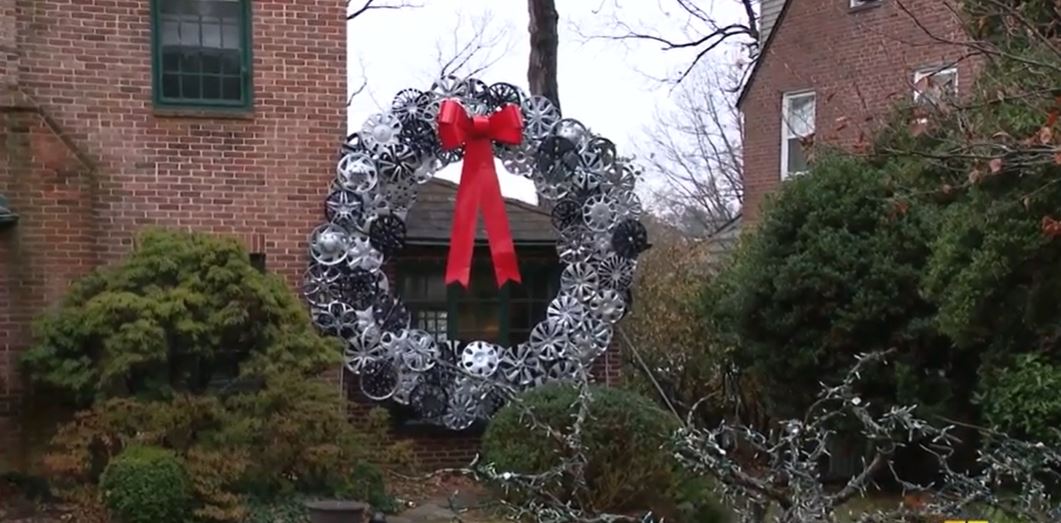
150, 0, 253, 110
398, 257, 559, 346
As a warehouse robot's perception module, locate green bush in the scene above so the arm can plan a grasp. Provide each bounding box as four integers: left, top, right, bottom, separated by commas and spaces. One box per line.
21, 229, 339, 407
980, 354, 1061, 446
100, 446, 191, 523
23, 229, 402, 522
43, 375, 402, 521
482, 384, 727, 521
244, 497, 310, 523
341, 462, 397, 513
708, 155, 955, 420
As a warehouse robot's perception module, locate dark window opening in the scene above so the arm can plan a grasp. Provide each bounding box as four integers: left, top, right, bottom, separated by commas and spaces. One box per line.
398, 255, 558, 346
153, 0, 252, 109
249, 252, 266, 273
385, 251, 558, 432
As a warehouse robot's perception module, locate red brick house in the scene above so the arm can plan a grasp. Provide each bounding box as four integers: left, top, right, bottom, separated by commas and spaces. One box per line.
0, 0, 346, 470
740, 0, 975, 222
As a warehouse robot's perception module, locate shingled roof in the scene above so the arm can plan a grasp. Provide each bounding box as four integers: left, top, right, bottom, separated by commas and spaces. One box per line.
405, 178, 555, 244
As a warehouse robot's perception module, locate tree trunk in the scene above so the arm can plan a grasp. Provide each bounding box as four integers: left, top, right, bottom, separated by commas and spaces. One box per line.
527, 0, 560, 111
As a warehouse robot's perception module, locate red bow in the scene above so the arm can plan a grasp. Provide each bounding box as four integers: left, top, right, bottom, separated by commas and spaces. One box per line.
437, 99, 524, 288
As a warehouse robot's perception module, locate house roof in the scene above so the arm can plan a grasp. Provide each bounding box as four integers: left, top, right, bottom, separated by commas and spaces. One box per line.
405, 178, 555, 244
737, 0, 792, 108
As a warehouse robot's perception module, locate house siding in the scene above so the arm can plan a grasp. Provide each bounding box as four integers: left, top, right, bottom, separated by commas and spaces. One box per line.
759, 0, 786, 44
740, 0, 976, 223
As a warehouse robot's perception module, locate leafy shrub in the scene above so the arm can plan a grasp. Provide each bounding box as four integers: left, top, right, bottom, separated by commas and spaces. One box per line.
980, 354, 1061, 445
482, 384, 726, 520
24, 229, 400, 522
100, 446, 191, 523
622, 220, 737, 425
21, 229, 338, 407
42, 375, 400, 521
342, 462, 397, 513
245, 497, 310, 523
708, 155, 956, 420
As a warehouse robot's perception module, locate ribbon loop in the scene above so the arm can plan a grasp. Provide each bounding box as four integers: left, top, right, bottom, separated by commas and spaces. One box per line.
436, 99, 524, 288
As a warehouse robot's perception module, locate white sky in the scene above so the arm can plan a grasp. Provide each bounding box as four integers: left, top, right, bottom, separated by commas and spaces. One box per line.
346, 1, 744, 204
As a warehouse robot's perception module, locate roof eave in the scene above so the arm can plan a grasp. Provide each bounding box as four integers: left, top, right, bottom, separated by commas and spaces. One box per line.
405, 238, 557, 247
737, 0, 791, 108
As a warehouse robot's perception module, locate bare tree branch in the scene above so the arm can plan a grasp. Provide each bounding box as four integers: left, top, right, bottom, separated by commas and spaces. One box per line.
346, 57, 369, 107
583, 0, 760, 86
347, 0, 422, 21
431, 12, 513, 81
641, 65, 743, 235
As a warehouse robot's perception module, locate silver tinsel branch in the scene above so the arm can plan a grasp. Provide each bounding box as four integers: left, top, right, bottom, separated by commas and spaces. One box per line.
672, 350, 1061, 523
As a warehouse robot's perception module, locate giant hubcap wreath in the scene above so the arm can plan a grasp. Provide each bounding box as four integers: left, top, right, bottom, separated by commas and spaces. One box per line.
304, 76, 649, 430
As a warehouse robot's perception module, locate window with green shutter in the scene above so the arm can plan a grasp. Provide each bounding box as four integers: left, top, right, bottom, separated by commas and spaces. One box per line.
151, 0, 252, 109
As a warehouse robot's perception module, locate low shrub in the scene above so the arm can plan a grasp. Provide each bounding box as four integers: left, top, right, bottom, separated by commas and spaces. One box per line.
244, 497, 310, 523
100, 446, 191, 523
42, 374, 403, 521
341, 462, 397, 513
23, 229, 402, 522
482, 384, 727, 521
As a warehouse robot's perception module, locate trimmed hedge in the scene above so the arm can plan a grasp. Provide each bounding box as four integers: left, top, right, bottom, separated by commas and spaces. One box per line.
100, 446, 191, 523
482, 384, 728, 521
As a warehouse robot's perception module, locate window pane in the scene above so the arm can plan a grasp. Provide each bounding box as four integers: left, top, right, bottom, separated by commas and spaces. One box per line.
202, 21, 222, 48
457, 301, 502, 342
510, 301, 531, 334
220, 50, 241, 75
162, 73, 181, 98
510, 280, 530, 300
201, 52, 221, 74
161, 19, 180, 45
162, 51, 180, 72
785, 94, 816, 138
412, 310, 448, 341
914, 68, 957, 105
787, 137, 809, 174
179, 19, 201, 45
202, 75, 221, 99
179, 51, 201, 74
222, 77, 241, 100
181, 75, 201, 99
221, 22, 241, 49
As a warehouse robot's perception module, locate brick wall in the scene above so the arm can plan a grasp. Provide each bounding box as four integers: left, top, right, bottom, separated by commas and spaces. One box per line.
740, 0, 975, 223
0, 0, 344, 470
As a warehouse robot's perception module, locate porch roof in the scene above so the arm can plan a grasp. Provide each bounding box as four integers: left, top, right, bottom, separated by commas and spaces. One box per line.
405, 178, 555, 245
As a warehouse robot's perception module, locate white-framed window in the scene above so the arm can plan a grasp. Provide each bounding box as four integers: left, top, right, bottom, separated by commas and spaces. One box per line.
913, 66, 958, 106
850, 0, 882, 8
781, 91, 816, 180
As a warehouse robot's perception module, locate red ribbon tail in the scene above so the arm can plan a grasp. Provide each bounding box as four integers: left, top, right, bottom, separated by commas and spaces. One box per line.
444, 146, 485, 288
478, 156, 522, 287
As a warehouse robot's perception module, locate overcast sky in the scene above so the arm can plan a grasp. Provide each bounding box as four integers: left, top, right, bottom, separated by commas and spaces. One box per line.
345, 1, 745, 204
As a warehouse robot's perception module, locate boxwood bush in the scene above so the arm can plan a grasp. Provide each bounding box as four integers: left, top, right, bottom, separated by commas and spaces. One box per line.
100, 446, 191, 523
482, 384, 727, 521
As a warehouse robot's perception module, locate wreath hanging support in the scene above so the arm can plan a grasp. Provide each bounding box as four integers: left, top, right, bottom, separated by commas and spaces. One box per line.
304, 76, 649, 430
